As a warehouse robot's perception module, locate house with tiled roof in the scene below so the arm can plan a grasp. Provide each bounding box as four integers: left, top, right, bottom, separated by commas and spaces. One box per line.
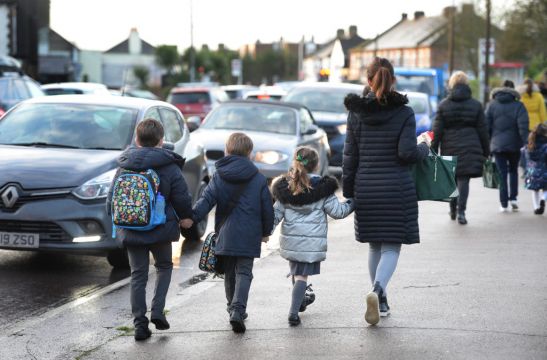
348, 4, 503, 82
303, 26, 366, 82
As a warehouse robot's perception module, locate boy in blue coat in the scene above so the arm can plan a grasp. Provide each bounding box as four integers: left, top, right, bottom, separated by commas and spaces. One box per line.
191, 132, 274, 333
107, 119, 193, 341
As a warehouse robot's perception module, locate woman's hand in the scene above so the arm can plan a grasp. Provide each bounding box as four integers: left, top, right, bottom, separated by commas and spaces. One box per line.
417, 131, 433, 147
180, 218, 194, 229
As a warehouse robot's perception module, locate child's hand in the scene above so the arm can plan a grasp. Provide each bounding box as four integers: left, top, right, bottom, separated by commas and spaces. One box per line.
180, 218, 194, 229
262, 236, 269, 243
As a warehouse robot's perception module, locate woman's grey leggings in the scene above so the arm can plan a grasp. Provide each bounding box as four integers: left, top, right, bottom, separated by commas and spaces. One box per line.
368, 242, 402, 295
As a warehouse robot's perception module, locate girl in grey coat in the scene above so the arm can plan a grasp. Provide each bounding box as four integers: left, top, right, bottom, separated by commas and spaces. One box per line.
272, 147, 354, 326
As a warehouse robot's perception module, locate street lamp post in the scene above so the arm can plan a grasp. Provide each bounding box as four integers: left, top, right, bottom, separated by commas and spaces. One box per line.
483, 0, 491, 106
189, 0, 195, 82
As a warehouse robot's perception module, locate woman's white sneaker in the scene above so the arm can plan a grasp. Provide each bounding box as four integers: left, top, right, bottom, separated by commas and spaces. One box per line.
510, 200, 519, 211
499, 206, 509, 213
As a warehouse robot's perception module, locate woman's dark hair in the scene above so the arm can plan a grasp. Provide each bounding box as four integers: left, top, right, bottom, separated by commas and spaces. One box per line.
528, 123, 547, 151
503, 80, 514, 89
525, 78, 534, 97
366, 57, 395, 103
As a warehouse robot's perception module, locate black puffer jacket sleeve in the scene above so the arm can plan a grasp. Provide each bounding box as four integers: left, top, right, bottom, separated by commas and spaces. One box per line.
517, 102, 530, 146
398, 113, 429, 163
476, 109, 491, 157
431, 107, 445, 153
192, 175, 217, 223
342, 113, 359, 198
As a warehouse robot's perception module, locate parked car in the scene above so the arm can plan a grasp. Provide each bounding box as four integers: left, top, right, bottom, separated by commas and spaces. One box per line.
402, 91, 433, 135
0, 56, 44, 116
394, 67, 445, 115
283, 82, 363, 175
167, 87, 229, 121
109, 87, 159, 100
274, 81, 301, 92
190, 100, 330, 180
221, 85, 259, 100
243, 86, 286, 101
42, 82, 111, 96
0, 95, 209, 267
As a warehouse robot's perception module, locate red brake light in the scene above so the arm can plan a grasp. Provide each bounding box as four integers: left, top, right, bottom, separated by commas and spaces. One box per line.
257, 95, 270, 100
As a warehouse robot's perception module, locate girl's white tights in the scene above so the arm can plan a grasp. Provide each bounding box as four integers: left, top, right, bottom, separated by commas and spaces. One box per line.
531, 190, 547, 209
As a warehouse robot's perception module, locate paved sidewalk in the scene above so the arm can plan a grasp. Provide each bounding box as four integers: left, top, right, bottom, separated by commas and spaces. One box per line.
81, 179, 547, 360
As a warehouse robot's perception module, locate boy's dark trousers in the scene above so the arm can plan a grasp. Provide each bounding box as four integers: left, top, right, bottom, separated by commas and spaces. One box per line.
126, 241, 173, 329
222, 256, 254, 315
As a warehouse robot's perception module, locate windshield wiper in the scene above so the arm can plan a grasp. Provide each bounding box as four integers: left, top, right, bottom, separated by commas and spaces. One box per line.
8, 142, 80, 149
85, 146, 122, 151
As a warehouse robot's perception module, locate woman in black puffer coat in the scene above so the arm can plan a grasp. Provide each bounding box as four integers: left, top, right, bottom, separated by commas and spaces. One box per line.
343, 57, 430, 326
431, 71, 490, 225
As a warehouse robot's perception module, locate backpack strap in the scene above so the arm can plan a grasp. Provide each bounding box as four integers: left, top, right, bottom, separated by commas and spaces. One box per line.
215, 181, 248, 233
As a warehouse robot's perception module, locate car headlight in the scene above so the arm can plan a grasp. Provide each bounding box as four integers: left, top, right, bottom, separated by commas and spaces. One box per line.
73, 169, 117, 200
254, 151, 288, 165
337, 124, 347, 135
417, 115, 431, 129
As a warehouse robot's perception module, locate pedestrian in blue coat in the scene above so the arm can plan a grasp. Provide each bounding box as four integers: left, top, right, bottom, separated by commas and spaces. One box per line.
191, 132, 274, 333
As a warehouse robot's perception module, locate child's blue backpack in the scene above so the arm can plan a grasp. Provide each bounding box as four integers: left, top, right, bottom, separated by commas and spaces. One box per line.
110, 169, 166, 238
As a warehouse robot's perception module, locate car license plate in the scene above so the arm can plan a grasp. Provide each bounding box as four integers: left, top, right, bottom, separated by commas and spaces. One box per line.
0, 232, 39, 248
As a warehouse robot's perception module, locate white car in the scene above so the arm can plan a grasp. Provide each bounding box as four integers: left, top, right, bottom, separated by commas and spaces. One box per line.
243, 86, 287, 101
42, 82, 111, 96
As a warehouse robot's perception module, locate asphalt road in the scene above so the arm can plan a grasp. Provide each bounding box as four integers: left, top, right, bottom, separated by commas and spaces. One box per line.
0, 237, 204, 329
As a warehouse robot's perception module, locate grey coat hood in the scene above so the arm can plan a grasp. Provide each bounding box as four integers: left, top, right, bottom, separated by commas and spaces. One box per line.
491, 87, 521, 102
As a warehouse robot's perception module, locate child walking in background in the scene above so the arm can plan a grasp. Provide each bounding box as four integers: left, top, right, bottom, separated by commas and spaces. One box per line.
271, 147, 354, 326
191, 133, 274, 333
524, 123, 547, 215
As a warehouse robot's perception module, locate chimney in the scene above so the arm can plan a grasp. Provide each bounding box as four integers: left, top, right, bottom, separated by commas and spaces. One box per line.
401, 13, 408, 20
414, 11, 425, 20
336, 29, 345, 39
461, 3, 475, 16
349, 25, 357, 38
443, 6, 456, 18
218, 43, 225, 52
128, 28, 141, 54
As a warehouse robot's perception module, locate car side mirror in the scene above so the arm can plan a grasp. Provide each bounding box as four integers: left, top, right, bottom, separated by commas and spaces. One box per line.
187, 116, 201, 132
162, 141, 175, 151
302, 124, 318, 136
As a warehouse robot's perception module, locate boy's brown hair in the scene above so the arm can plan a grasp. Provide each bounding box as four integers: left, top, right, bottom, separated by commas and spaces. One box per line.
226, 132, 253, 157
136, 119, 164, 147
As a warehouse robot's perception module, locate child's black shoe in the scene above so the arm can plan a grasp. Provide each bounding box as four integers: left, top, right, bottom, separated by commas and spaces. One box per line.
299, 284, 316, 312
134, 327, 152, 341
230, 311, 246, 333
151, 316, 170, 330
288, 313, 301, 326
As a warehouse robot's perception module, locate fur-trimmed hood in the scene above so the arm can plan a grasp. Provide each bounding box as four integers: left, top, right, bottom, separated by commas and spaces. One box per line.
491, 87, 521, 102
272, 175, 338, 206
344, 87, 408, 114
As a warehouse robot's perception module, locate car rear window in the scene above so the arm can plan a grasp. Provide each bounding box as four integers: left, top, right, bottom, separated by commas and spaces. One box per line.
168, 92, 211, 105
44, 88, 84, 95
284, 88, 353, 113
0, 103, 138, 150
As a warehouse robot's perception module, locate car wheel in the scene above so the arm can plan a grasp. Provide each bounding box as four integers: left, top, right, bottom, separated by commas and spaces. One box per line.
181, 181, 209, 241
107, 249, 129, 269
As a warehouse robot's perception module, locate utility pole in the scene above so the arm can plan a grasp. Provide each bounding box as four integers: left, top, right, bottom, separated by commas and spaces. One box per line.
298, 36, 304, 81
483, 0, 491, 106
448, 2, 456, 75
189, 0, 195, 82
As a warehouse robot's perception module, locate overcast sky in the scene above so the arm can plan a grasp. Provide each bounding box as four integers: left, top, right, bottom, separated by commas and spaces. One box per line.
50, 0, 516, 52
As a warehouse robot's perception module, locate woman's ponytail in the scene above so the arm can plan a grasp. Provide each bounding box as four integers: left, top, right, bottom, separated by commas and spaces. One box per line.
367, 57, 395, 104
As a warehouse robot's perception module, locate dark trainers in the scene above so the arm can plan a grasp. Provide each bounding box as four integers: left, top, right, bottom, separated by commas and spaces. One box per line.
299, 284, 315, 312
134, 327, 152, 341
535, 200, 546, 215
379, 296, 390, 317
288, 313, 301, 326
229, 311, 246, 333
365, 282, 382, 325
226, 306, 248, 320
150, 316, 170, 330
457, 212, 467, 225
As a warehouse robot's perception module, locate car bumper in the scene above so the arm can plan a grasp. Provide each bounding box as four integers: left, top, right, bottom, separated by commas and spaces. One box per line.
0, 196, 119, 255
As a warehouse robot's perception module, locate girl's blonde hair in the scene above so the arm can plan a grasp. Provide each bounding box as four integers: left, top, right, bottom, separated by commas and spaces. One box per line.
528, 123, 547, 151
448, 71, 469, 90
288, 147, 319, 195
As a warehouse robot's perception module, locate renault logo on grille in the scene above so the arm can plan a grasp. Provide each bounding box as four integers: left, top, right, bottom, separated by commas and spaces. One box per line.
1, 186, 19, 208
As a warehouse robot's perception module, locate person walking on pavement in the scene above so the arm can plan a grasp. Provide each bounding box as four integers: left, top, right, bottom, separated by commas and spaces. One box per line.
106, 119, 194, 341
519, 79, 547, 132
524, 123, 547, 215
431, 71, 490, 224
486, 80, 529, 212
343, 57, 431, 326
191, 133, 274, 334
271, 147, 354, 327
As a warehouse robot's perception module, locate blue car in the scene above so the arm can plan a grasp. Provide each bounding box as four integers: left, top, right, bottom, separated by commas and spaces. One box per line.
283, 83, 363, 175
403, 91, 433, 135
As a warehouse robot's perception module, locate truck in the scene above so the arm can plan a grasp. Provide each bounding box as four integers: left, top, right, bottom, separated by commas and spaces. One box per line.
394, 67, 446, 115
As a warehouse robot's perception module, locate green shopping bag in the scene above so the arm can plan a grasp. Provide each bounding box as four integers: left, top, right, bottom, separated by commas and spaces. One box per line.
410, 150, 458, 202
483, 158, 500, 189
